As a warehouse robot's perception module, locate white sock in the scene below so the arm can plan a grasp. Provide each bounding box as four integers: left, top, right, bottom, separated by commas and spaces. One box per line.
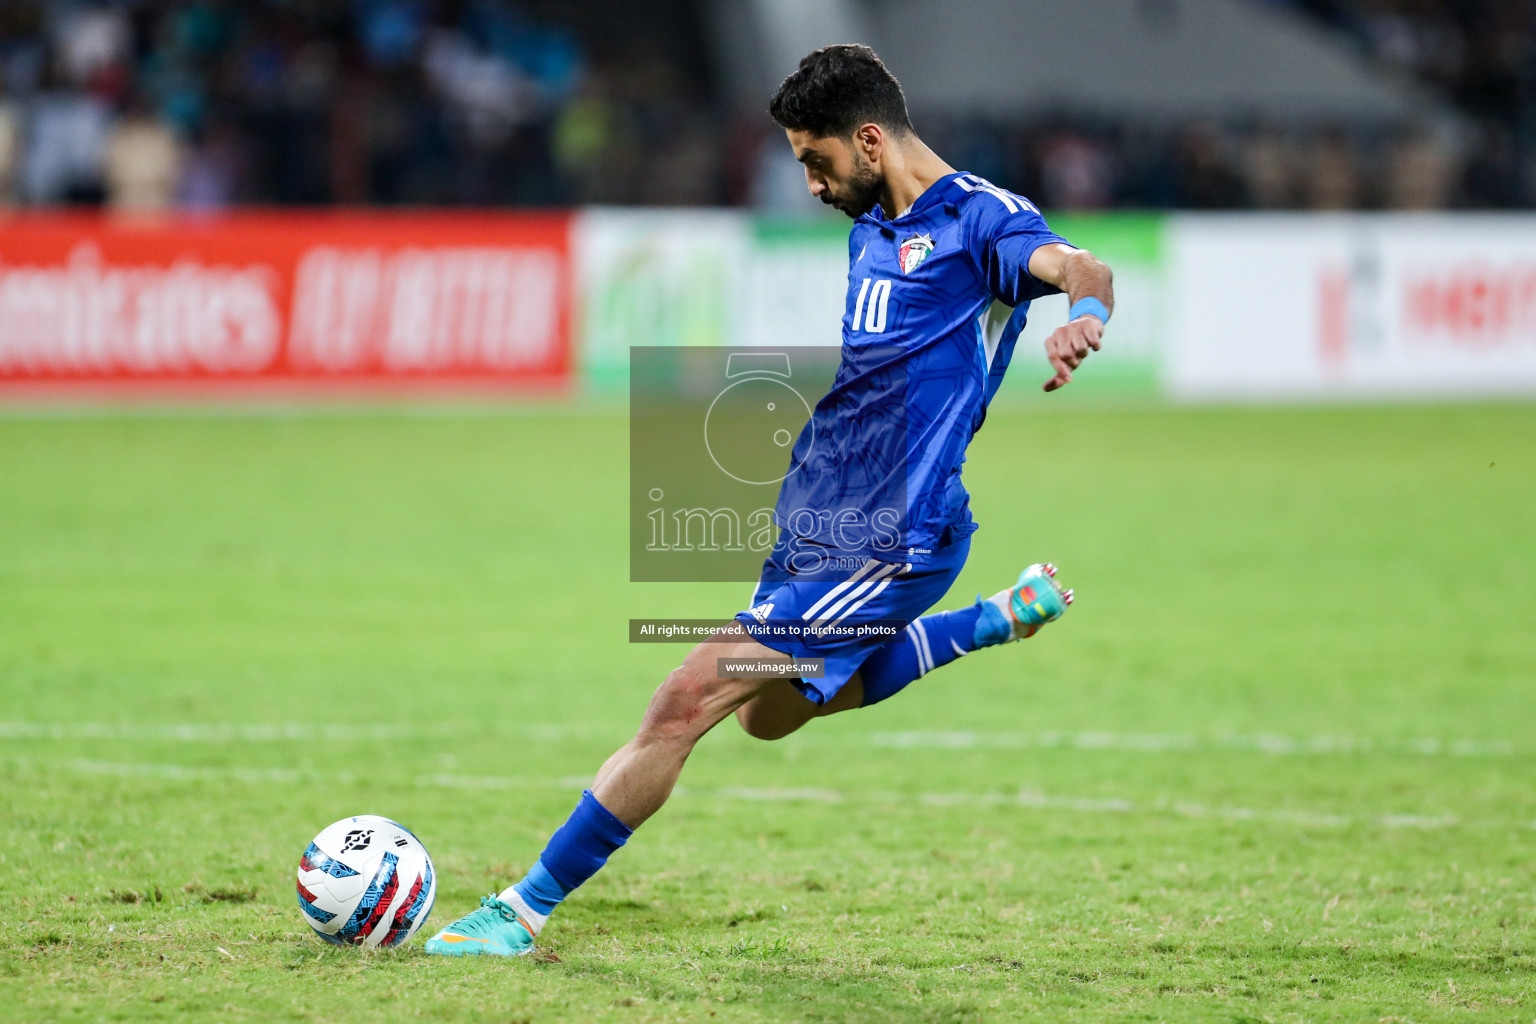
497, 886, 548, 936
986, 588, 1035, 641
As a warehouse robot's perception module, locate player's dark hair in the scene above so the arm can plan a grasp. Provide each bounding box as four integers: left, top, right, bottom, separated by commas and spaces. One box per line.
768, 44, 914, 139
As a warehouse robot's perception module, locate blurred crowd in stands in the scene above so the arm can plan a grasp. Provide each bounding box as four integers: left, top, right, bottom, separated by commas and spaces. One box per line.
0, 0, 721, 210
908, 116, 1512, 212
1272, 0, 1534, 125
0, 0, 1529, 212
1252, 0, 1535, 207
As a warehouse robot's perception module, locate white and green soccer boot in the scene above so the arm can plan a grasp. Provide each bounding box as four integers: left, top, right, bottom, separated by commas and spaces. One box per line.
423, 895, 536, 957
974, 562, 1073, 645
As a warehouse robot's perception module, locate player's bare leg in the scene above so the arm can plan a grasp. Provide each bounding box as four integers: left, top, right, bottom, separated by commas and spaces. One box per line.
588, 624, 790, 826
424, 624, 791, 957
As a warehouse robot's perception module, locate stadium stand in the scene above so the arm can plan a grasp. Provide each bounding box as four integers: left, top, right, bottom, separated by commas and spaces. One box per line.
0, 0, 1528, 210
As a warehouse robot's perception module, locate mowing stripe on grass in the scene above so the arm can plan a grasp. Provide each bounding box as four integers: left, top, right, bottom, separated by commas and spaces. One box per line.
859, 730, 1518, 757
0, 721, 1521, 757
4, 758, 546, 791
7, 757, 1503, 833
0, 721, 594, 742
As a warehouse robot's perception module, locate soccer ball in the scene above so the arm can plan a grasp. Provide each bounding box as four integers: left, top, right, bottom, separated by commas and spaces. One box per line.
295, 815, 437, 947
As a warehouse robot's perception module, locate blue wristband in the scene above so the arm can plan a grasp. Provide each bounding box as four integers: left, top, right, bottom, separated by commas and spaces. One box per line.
1068, 297, 1109, 324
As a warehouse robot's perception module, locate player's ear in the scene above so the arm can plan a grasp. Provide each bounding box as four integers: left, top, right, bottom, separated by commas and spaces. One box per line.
855, 123, 883, 163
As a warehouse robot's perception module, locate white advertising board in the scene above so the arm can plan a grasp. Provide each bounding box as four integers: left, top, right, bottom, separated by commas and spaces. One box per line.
1170, 214, 1536, 400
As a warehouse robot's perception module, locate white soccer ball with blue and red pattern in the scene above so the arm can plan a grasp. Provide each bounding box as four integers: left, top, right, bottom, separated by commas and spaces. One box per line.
296, 815, 437, 947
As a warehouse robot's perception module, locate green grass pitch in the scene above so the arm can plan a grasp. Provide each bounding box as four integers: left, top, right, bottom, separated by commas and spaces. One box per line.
1, 401, 1533, 1023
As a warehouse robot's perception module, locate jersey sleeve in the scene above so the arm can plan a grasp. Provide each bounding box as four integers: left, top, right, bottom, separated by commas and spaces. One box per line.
960, 187, 1073, 306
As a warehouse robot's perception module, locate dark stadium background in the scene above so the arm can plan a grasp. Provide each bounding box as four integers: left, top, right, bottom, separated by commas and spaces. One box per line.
0, 0, 1531, 212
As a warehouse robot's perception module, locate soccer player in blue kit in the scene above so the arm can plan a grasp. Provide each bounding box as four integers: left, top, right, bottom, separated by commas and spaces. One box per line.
425, 43, 1115, 956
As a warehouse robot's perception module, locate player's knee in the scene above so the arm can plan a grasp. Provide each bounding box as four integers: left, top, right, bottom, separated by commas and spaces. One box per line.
638, 657, 729, 745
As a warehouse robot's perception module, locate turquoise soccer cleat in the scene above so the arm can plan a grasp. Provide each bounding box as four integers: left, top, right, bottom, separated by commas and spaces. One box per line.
974, 562, 1074, 645
423, 895, 536, 957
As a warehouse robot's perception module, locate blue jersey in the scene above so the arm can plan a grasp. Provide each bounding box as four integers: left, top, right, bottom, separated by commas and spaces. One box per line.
773, 172, 1071, 564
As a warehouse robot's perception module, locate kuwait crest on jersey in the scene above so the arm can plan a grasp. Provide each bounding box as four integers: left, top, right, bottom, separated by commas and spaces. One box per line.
897, 233, 934, 274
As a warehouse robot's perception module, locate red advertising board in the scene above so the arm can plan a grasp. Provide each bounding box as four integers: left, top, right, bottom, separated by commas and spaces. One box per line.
0, 212, 572, 396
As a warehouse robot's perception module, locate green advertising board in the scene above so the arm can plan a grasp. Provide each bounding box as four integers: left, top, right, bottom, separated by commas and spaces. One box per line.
576, 211, 745, 391
999, 212, 1166, 404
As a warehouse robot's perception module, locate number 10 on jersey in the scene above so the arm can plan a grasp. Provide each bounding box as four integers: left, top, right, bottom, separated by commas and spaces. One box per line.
852, 278, 891, 334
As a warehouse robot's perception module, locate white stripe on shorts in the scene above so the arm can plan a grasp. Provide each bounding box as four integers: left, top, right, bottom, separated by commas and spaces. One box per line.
815, 562, 902, 625
802, 558, 883, 620
831, 575, 896, 627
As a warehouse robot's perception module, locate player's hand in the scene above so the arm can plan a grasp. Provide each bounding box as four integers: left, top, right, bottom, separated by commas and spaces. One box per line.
1043, 315, 1103, 392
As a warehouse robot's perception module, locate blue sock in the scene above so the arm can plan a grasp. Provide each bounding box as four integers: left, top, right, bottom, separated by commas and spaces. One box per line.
500, 789, 632, 930
860, 603, 989, 706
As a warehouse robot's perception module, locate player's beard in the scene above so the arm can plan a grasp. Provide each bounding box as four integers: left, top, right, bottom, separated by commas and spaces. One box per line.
825, 154, 883, 219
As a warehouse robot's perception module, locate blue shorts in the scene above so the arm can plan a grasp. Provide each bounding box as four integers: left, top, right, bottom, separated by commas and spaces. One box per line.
733, 528, 972, 705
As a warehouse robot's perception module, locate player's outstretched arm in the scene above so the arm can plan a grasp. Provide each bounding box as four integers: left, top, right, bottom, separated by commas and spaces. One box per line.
1028, 244, 1115, 392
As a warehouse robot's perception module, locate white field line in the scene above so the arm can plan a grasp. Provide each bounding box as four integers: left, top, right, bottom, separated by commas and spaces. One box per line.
0, 721, 1520, 758
8, 757, 540, 791
3, 757, 1495, 833
855, 730, 1517, 757
0, 721, 590, 743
